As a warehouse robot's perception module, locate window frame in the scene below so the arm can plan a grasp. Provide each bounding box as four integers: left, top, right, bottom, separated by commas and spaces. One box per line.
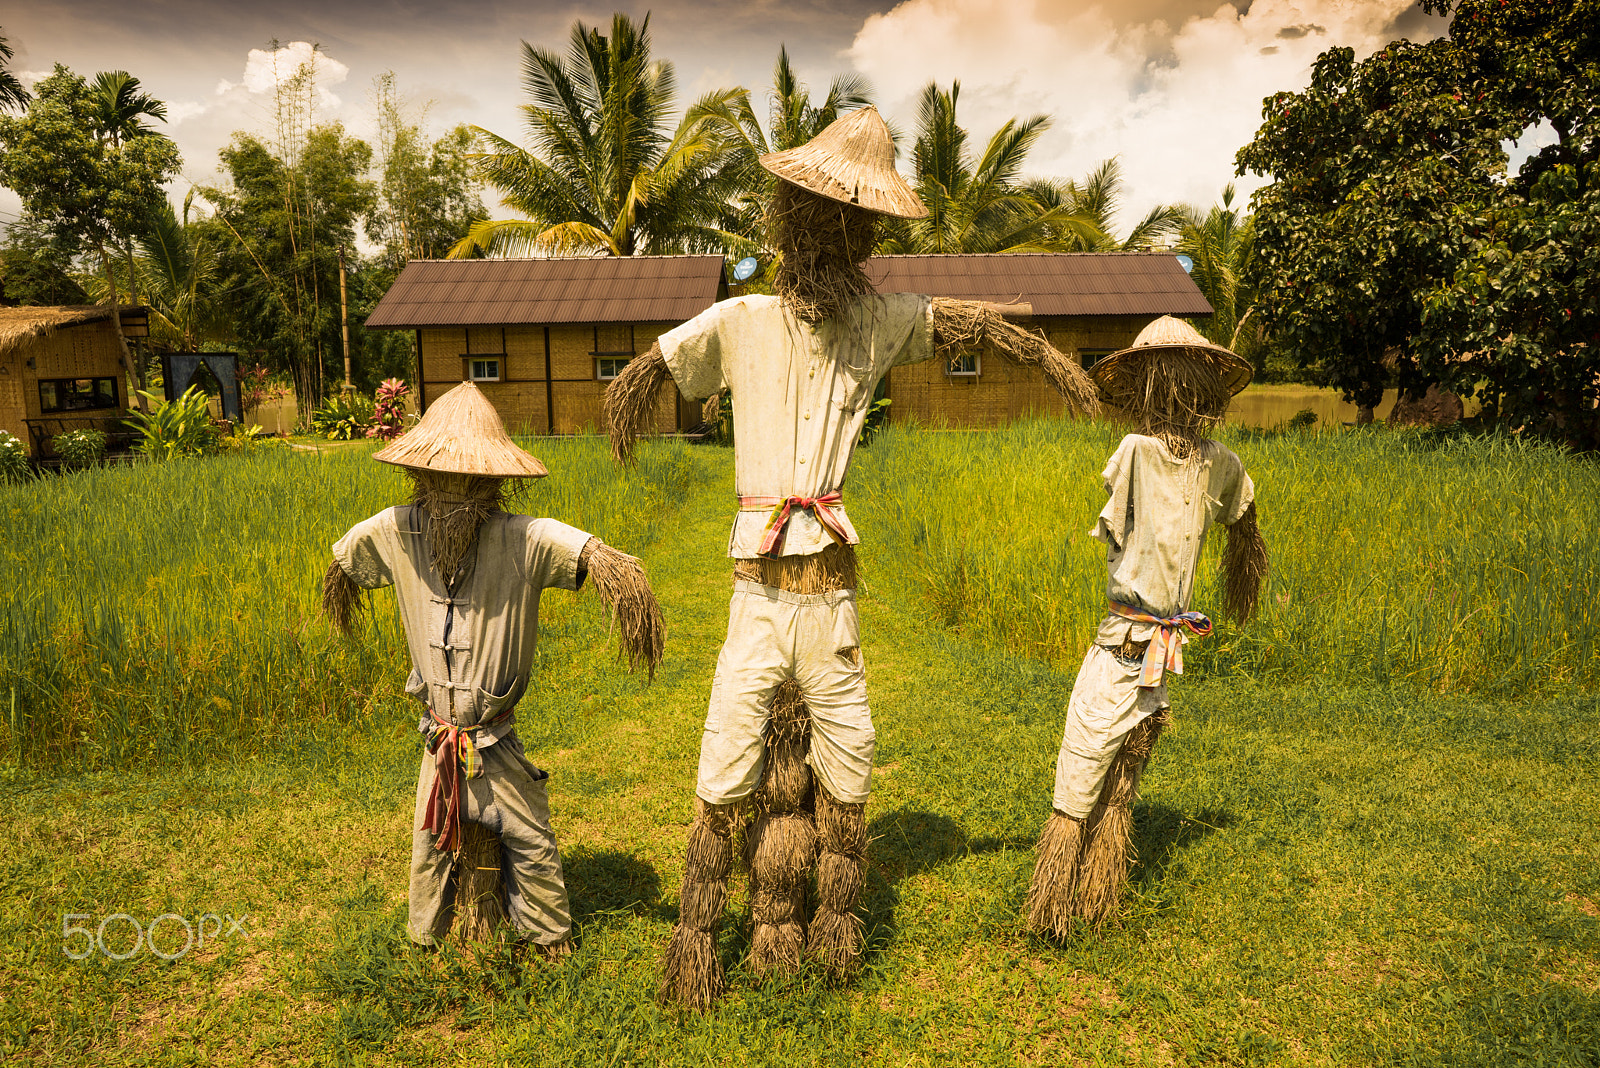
38, 376, 120, 413
595, 357, 632, 381
945, 352, 981, 377
466, 357, 502, 383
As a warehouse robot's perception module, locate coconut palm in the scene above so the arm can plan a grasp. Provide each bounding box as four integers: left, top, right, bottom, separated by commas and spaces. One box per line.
1026, 157, 1186, 252
686, 46, 875, 250
0, 31, 29, 113
876, 82, 1106, 255
1175, 183, 1259, 352
449, 13, 741, 258
82, 195, 223, 352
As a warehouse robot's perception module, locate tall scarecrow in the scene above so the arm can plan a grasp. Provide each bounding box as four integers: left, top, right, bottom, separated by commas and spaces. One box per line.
1024, 315, 1269, 937
604, 106, 1100, 1008
323, 382, 664, 954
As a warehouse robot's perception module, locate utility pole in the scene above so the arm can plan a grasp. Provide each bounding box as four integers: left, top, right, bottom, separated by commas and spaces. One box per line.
338, 246, 352, 394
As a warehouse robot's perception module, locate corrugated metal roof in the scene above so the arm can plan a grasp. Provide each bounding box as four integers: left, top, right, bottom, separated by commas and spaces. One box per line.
364, 255, 728, 328
366, 252, 1210, 329
866, 253, 1212, 317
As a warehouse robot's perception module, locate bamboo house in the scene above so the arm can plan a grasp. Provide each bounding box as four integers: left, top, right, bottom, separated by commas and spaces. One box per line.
0, 305, 147, 457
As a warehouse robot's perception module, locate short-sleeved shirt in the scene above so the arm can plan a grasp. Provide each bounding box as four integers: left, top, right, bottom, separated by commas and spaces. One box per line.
1090, 435, 1254, 646
332, 506, 591, 744
657, 293, 935, 557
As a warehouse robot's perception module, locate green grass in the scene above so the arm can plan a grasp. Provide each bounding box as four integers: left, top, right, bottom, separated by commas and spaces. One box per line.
0, 424, 1597, 1065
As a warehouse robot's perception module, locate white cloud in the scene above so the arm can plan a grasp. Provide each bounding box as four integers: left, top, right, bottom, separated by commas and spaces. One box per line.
848, 0, 1432, 235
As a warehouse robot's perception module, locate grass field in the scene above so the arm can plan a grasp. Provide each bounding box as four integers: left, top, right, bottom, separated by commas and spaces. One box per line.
1, 423, 1597, 1066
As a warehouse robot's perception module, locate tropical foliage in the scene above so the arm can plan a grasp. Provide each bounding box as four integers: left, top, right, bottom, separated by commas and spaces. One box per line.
366, 378, 410, 440
124, 387, 217, 460
0, 429, 27, 484
50, 428, 107, 467
1238, 0, 1600, 445
449, 14, 742, 258
0, 30, 28, 113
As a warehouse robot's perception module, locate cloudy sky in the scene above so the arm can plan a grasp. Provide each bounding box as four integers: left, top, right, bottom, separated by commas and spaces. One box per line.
3, 0, 1446, 242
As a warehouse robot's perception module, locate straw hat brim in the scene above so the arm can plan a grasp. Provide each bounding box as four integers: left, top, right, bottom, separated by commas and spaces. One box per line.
1090, 341, 1254, 404
371, 381, 548, 478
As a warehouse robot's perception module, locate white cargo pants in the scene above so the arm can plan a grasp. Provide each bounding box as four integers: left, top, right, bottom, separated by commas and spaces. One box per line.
1052, 644, 1170, 819
697, 580, 875, 806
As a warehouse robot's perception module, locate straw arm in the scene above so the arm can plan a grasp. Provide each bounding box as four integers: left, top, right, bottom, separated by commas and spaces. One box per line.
321, 558, 365, 636
579, 537, 666, 680
1221, 501, 1269, 623
931, 298, 1100, 417
603, 344, 672, 466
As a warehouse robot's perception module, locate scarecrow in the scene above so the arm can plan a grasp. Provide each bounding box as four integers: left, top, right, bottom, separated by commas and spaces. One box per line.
1024, 315, 1269, 938
603, 106, 1101, 1008
322, 382, 664, 954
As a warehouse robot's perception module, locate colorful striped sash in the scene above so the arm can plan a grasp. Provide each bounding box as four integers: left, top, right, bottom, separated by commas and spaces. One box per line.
740, 492, 847, 557
1107, 601, 1213, 687
421, 707, 511, 854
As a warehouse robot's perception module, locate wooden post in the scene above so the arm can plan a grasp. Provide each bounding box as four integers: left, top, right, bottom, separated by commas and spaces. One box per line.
338, 247, 352, 394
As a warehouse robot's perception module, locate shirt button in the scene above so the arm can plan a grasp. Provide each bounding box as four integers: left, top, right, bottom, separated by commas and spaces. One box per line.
799, 457, 806, 464
804, 411, 810, 419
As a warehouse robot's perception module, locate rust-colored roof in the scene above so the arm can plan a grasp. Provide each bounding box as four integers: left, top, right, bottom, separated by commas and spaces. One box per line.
364, 256, 728, 328
866, 253, 1213, 317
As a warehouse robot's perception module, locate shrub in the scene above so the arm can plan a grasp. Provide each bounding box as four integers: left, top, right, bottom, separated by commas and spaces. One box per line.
125, 388, 217, 460
1287, 408, 1318, 430
51, 428, 107, 467
0, 430, 29, 484
366, 378, 411, 441
312, 393, 375, 441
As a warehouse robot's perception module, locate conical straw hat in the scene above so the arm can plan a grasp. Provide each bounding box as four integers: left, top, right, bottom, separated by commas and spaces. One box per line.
759, 106, 928, 220
372, 381, 548, 478
1090, 315, 1253, 403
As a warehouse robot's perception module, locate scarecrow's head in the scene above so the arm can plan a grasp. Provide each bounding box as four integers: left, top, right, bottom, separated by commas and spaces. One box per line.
756, 106, 927, 325
1089, 316, 1253, 453
372, 381, 547, 578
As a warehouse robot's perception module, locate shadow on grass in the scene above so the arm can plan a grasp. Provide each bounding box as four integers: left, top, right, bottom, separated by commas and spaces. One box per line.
566, 846, 669, 930
1131, 802, 1233, 891
860, 808, 1034, 967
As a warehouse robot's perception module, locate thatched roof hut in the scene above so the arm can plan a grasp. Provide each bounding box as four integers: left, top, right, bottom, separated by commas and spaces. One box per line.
0, 305, 147, 457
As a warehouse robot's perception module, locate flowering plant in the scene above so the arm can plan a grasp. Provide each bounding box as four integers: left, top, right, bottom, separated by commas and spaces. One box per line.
367, 378, 412, 441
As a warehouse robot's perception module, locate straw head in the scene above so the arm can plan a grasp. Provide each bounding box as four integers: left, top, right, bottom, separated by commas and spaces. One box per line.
759, 106, 928, 220
1090, 315, 1253, 404
371, 381, 548, 478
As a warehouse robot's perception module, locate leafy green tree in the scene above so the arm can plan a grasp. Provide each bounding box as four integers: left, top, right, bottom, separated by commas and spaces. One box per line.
368, 72, 486, 265
0, 65, 180, 407
0, 30, 28, 112
203, 124, 376, 412
1, 216, 88, 305
1237, 0, 1599, 444
449, 13, 740, 257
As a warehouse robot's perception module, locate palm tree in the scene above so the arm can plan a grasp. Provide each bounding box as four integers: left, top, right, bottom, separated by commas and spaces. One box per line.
1027, 157, 1186, 252
449, 13, 741, 258
89, 70, 168, 145
0, 31, 29, 112
686, 46, 875, 250
1175, 183, 1259, 351
876, 82, 1105, 255
84, 194, 222, 352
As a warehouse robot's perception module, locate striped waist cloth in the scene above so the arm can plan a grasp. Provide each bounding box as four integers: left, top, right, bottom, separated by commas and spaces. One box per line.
1107, 601, 1213, 688
421, 707, 511, 855
739, 492, 847, 557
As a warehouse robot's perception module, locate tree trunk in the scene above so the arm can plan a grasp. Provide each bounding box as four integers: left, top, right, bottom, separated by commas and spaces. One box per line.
123, 243, 149, 392
103, 250, 148, 414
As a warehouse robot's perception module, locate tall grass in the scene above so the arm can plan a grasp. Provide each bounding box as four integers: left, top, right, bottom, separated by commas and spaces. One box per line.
0, 439, 708, 765
850, 420, 1600, 694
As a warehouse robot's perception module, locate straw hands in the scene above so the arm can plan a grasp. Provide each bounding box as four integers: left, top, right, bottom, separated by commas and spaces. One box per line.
579, 538, 666, 679
604, 344, 672, 466
1221, 502, 1269, 622
931, 298, 1101, 417
321, 559, 365, 636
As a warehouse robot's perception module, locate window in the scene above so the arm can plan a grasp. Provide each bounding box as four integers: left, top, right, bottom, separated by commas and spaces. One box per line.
39, 377, 119, 413
1079, 349, 1114, 372
946, 352, 980, 376
468, 358, 501, 382
596, 357, 631, 381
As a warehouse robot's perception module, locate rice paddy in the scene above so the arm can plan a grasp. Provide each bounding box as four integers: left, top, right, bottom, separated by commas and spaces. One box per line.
1, 421, 1596, 1066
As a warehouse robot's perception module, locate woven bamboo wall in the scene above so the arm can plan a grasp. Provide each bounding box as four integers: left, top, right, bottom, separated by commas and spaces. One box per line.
885, 314, 1155, 427
419, 322, 681, 435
